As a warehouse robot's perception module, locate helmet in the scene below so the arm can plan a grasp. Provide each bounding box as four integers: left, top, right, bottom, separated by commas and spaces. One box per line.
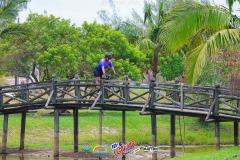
105, 53, 112, 59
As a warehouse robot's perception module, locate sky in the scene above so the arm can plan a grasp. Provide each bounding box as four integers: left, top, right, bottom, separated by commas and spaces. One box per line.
18, 0, 240, 27
18, 0, 145, 26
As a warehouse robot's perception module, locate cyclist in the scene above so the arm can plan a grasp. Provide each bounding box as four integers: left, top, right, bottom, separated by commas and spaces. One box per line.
94, 53, 116, 84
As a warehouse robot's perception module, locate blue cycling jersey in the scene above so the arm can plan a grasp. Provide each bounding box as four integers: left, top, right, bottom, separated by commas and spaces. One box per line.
96, 58, 113, 73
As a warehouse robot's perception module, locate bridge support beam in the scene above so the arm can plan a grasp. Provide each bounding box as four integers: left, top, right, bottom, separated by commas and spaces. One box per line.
151, 113, 157, 160
170, 115, 176, 158
215, 122, 220, 150
73, 109, 78, 152
54, 109, 59, 157
234, 122, 239, 146
20, 112, 26, 150
1, 114, 8, 154
99, 110, 103, 145
122, 111, 126, 144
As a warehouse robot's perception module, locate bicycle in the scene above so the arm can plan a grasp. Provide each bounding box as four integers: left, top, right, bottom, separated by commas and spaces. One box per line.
83, 74, 123, 102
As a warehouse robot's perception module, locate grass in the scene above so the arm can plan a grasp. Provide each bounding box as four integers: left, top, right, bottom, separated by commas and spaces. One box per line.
172, 146, 240, 160
0, 109, 239, 152
0, 109, 239, 160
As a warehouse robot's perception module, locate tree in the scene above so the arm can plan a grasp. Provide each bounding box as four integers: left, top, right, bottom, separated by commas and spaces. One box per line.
0, 14, 82, 81
117, 0, 187, 80
79, 22, 146, 80
160, 1, 240, 85
1, 17, 145, 81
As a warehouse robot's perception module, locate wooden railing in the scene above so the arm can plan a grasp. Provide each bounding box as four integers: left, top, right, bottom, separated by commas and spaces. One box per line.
0, 75, 239, 120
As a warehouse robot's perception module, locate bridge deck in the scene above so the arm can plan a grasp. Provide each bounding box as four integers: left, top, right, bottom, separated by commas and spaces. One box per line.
0, 77, 239, 122
0, 77, 239, 158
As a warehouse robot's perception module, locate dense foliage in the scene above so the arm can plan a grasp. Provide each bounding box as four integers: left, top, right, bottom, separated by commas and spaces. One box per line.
198, 49, 240, 87
160, 1, 240, 85
159, 53, 184, 81
79, 22, 145, 80
0, 14, 145, 81
1, 0, 240, 85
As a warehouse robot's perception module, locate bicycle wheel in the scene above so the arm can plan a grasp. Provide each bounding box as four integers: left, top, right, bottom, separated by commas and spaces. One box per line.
84, 86, 98, 99
104, 86, 123, 101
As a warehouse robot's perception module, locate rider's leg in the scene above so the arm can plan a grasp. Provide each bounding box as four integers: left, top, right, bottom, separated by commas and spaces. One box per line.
93, 68, 102, 91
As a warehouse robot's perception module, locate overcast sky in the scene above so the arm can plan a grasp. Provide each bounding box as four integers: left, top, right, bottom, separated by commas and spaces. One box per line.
18, 0, 240, 27
18, 0, 145, 26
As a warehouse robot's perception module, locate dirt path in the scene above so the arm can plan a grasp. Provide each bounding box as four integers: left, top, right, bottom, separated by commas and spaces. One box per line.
2, 148, 182, 159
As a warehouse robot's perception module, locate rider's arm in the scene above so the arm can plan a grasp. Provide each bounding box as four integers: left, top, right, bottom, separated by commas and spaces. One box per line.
101, 66, 106, 74
111, 66, 116, 74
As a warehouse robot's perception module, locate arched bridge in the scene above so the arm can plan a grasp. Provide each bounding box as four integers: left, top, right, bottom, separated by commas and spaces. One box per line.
0, 75, 239, 159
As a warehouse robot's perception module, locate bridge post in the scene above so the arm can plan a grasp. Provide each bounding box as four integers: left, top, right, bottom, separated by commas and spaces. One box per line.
1, 114, 8, 154
54, 109, 60, 157
0, 87, 3, 110
74, 74, 81, 101
99, 79, 105, 145
234, 122, 239, 146
73, 109, 78, 152
170, 115, 176, 157
215, 121, 220, 150
20, 112, 26, 151
170, 78, 179, 158
74, 75, 80, 152
51, 75, 59, 157
20, 82, 29, 150
213, 85, 220, 115
213, 85, 221, 150
122, 75, 129, 144
234, 100, 239, 146
149, 79, 157, 160
51, 74, 57, 104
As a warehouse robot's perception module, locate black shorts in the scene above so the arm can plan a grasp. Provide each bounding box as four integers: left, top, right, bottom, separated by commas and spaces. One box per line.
93, 68, 103, 78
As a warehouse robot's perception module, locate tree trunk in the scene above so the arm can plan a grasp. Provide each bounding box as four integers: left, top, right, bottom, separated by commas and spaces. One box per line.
152, 45, 161, 79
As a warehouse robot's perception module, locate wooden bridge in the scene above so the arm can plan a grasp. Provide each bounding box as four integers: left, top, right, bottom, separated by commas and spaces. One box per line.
0, 75, 239, 159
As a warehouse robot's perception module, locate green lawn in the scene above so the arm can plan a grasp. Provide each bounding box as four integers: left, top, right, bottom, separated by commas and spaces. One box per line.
0, 109, 238, 152
172, 146, 240, 160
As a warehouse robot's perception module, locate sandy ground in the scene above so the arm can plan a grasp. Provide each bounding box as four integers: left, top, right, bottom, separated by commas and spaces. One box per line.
1, 147, 183, 160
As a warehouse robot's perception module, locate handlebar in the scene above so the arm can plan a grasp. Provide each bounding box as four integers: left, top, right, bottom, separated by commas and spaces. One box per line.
102, 74, 116, 80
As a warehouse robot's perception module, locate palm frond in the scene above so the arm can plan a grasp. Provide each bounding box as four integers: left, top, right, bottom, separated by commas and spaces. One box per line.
130, 9, 145, 28
119, 22, 143, 44
226, 0, 240, 13
144, 2, 153, 24
160, 2, 232, 51
0, 0, 29, 27
137, 38, 156, 51
0, 23, 31, 38
185, 29, 240, 85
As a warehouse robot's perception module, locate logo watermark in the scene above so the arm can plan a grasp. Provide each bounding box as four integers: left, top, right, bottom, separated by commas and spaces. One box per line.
82, 145, 108, 156
143, 146, 158, 154
111, 141, 140, 158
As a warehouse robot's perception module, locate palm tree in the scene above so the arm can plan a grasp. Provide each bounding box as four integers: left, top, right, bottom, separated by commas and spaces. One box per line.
0, 0, 29, 38
160, 1, 240, 85
119, 0, 167, 79
119, 0, 194, 79
226, 0, 240, 13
